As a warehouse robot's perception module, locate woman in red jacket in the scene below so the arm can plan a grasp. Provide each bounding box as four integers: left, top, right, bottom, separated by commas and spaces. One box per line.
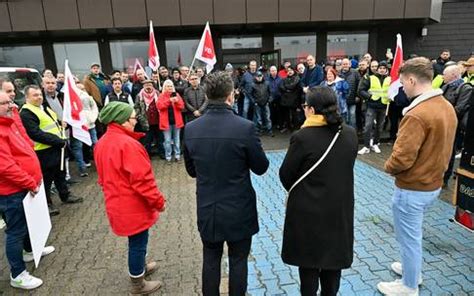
157, 80, 185, 163
94, 102, 166, 295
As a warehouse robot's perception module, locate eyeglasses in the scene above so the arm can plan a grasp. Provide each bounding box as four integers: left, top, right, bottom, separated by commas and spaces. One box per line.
301, 103, 309, 109
0, 100, 14, 106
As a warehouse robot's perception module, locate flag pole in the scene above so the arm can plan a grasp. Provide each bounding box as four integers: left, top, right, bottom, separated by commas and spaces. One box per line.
189, 57, 197, 75
60, 128, 65, 171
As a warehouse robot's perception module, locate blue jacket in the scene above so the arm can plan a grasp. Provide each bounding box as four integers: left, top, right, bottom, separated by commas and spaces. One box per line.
321, 78, 350, 114
301, 65, 324, 88
240, 71, 257, 102
183, 103, 269, 242
267, 74, 282, 102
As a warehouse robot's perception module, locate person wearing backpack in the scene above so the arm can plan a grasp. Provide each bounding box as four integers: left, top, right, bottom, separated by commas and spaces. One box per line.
441, 65, 473, 187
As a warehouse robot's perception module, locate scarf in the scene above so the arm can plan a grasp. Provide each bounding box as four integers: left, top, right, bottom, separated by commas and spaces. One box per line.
139, 88, 158, 109
301, 114, 327, 128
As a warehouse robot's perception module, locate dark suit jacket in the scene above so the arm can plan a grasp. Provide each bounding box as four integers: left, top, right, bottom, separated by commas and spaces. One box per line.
184, 103, 269, 243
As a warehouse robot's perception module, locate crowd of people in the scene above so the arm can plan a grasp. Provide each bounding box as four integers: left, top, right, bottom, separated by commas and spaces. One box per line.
0, 46, 472, 295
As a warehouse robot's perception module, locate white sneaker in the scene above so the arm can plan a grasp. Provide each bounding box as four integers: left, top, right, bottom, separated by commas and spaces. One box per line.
10, 270, 43, 290
23, 246, 56, 263
377, 279, 419, 296
358, 147, 371, 155
371, 144, 382, 154
391, 262, 423, 285
455, 152, 462, 159
0, 218, 5, 229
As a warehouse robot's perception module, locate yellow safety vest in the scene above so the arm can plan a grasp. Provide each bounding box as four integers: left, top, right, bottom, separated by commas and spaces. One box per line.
432, 74, 444, 89
368, 75, 391, 105
21, 103, 63, 151
464, 74, 474, 85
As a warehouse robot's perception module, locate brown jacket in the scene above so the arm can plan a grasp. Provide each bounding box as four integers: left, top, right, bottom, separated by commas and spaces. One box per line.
83, 74, 107, 108
385, 89, 457, 191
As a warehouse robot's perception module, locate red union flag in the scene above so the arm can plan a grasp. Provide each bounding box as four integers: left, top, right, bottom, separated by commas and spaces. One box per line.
148, 20, 160, 71
132, 58, 148, 82
388, 34, 404, 100
194, 21, 216, 73
63, 60, 92, 146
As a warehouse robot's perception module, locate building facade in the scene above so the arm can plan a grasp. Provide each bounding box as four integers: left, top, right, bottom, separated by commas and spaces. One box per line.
0, 0, 472, 77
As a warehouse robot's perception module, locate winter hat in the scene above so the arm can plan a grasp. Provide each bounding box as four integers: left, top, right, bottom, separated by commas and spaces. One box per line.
99, 101, 133, 125
225, 63, 234, 71
351, 58, 358, 69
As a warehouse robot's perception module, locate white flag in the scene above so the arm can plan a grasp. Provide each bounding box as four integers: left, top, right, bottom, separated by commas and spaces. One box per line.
63, 60, 92, 146
194, 22, 216, 73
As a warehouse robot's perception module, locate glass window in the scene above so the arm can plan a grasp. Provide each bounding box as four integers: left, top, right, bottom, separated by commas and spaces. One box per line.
0, 45, 45, 70
110, 40, 148, 75
327, 33, 369, 61
221, 36, 262, 50
165, 39, 200, 69
54, 42, 100, 77
274, 35, 317, 66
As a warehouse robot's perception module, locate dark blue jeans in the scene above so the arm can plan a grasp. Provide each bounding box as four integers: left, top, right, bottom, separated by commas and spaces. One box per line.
0, 191, 28, 278
128, 229, 149, 276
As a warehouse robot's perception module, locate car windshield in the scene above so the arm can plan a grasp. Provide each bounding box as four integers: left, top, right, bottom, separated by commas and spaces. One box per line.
0, 70, 42, 106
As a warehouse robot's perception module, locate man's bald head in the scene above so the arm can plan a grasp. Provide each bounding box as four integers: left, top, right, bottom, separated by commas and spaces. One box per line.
341, 58, 351, 72
42, 76, 57, 95
443, 65, 461, 84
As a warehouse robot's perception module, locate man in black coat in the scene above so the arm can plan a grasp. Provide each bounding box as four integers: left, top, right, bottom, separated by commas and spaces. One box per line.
20, 85, 83, 216
339, 58, 361, 129
433, 49, 451, 76
184, 71, 269, 296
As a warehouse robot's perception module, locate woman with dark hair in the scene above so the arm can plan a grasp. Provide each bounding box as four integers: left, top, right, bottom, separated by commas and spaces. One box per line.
279, 86, 358, 296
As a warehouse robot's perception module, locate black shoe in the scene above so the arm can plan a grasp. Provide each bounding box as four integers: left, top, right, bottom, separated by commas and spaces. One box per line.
66, 178, 79, 185
48, 206, 60, 216
267, 131, 275, 137
62, 195, 84, 204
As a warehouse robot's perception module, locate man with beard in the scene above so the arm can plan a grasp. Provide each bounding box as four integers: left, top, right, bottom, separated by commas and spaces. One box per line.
433, 49, 451, 77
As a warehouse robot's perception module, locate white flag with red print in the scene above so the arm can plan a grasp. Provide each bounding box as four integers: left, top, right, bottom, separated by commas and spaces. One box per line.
194, 21, 216, 73
63, 60, 92, 146
388, 34, 404, 100
133, 58, 148, 82
148, 20, 160, 71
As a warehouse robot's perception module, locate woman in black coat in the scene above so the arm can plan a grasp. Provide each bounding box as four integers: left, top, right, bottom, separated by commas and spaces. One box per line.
279, 66, 302, 131
279, 86, 358, 296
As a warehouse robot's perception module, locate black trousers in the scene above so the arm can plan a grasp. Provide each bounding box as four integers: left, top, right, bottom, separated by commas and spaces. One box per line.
299, 267, 341, 296
201, 238, 252, 296
43, 164, 70, 205
388, 103, 404, 141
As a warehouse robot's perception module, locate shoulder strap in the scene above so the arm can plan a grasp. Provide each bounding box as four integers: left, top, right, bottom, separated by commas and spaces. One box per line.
288, 128, 342, 194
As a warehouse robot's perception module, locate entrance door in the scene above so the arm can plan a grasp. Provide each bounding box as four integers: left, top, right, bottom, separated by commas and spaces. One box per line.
260, 50, 281, 69
222, 52, 261, 69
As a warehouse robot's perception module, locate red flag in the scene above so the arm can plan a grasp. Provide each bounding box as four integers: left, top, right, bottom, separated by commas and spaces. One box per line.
388, 34, 403, 100
194, 22, 216, 73
132, 58, 148, 83
148, 20, 160, 71
63, 60, 92, 146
